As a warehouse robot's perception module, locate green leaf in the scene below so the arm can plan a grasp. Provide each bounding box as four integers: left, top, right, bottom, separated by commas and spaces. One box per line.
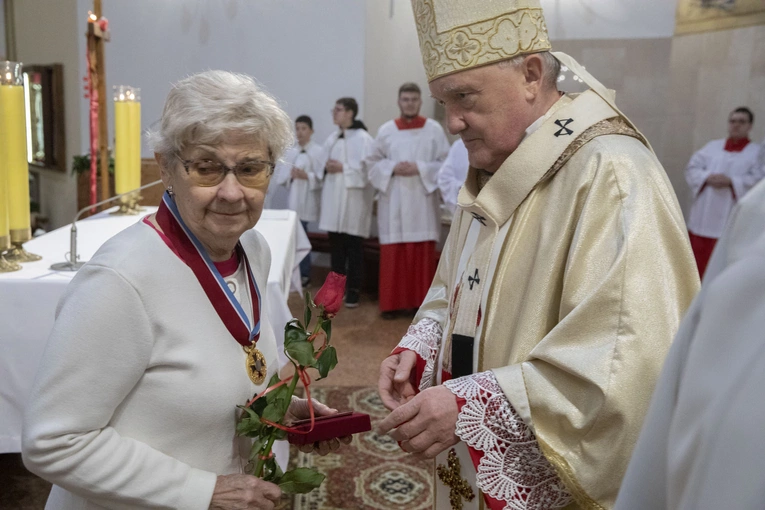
236, 407, 263, 437
320, 319, 332, 343
273, 428, 288, 441
248, 436, 267, 462
263, 457, 284, 483
278, 468, 326, 494
285, 326, 310, 348
315, 346, 338, 380
263, 399, 289, 423
249, 396, 268, 417
304, 290, 315, 310
286, 340, 316, 367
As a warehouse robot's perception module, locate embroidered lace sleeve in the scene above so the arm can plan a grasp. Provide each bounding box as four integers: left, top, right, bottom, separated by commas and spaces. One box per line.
395, 318, 441, 391
444, 371, 573, 510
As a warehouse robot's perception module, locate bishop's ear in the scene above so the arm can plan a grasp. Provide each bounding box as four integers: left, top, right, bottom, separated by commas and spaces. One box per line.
522, 54, 545, 98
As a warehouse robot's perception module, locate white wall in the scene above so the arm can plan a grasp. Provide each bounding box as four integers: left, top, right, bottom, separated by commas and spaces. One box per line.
14, 0, 81, 228
75, 0, 366, 158
364, 0, 434, 136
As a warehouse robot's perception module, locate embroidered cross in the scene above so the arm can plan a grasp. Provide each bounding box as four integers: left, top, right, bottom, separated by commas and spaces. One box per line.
470, 212, 487, 226
437, 449, 475, 510
468, 269, 480, 290
554, 118, 574, 137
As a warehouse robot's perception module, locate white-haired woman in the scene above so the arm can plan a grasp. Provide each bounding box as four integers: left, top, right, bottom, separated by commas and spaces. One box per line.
22, 71, 341, 510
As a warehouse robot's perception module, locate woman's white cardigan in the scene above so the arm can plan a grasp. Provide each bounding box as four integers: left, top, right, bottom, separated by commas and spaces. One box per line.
22, 221, 280, 509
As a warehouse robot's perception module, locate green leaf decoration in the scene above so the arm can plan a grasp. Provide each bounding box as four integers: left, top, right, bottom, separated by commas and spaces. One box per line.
262, 399, 289, 423
262, 456, 284, 483
286, 339, 317, 367
236, 407, 263, 437
315, 346, 338, 380
320, 319, 332, 343
248, 437, 267, 462
278, 468, 326, 494
285, 326, 310, 347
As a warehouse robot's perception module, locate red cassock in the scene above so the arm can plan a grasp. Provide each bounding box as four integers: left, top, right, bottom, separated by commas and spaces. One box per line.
378, 241, 437, 312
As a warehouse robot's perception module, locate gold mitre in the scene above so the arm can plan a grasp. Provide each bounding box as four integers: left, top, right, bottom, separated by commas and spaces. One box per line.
411, 0, 552, 82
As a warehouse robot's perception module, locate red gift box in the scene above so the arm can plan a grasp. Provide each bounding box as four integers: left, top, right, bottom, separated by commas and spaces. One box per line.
287, 412, 371, 445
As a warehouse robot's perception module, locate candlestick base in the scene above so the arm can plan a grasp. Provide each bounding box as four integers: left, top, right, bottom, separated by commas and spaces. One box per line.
0, 254, 22, 273
110, 193, 142, 215
4, 242, 42, 263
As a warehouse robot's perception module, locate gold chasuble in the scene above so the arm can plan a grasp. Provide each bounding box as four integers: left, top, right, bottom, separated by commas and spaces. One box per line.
402, 1, 700, 508
415, 86, 700, 508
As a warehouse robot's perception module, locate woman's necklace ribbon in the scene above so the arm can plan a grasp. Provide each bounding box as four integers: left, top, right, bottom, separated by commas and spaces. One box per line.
154, 191, 267, 384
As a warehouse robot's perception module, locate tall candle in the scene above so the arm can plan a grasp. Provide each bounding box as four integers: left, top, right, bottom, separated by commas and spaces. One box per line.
0, 84, 10, 250
0, 61, 31, 244
128, 94, 141, 190
113, 86, 131, 195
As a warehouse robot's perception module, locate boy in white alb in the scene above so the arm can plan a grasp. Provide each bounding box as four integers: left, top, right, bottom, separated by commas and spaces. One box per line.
366, 82, 449, 318
274, 115, 324, 286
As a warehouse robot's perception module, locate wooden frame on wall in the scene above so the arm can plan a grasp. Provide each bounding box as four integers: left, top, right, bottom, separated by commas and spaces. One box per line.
24, 64, 67, 173
676, 0, 765, 34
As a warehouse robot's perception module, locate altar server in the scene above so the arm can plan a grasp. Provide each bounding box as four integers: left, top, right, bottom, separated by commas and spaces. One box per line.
367, 82, 450, 318
685, 106, 764, 277
318, 97, 375, 308
274, 115, 324, 286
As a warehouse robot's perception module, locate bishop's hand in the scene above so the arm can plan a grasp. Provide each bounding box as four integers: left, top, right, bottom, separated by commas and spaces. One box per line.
378, 351, 417, 411
376, 385, 459, 459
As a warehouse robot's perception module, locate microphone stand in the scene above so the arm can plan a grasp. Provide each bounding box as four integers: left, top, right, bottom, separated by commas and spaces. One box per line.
50, 179, 164, 271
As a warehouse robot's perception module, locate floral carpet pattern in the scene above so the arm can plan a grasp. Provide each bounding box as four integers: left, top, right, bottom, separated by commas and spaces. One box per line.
286, 386, 433, 510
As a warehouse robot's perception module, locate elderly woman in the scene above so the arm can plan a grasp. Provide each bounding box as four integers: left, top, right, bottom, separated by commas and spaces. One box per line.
22, 71, 339, 510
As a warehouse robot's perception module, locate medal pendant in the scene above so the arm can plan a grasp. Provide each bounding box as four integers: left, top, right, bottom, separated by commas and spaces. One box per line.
244, 345, 267, 385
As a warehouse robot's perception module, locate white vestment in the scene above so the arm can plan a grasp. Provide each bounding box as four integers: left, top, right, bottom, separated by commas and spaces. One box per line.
273, 140, 324, 223
685, 138, 763, 238
616, 178, 765, 510
366, 118, 450, 245
438, 138, 469, 215
317, 128, 376, 238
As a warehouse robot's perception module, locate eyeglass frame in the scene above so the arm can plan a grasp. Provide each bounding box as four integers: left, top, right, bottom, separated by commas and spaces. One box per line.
174, 153, 275, 188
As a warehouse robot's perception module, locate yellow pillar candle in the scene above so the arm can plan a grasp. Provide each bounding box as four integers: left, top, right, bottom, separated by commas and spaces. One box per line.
128, 96, 142, 190
0, 66, 31, 243
0, 80, 11, 250
113, 87, 131, 195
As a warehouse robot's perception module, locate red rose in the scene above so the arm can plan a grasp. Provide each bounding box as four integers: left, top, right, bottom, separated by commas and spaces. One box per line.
314, 272, 346, 318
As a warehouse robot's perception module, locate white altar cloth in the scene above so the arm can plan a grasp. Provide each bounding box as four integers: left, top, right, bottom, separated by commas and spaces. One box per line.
0, 207, 309, 453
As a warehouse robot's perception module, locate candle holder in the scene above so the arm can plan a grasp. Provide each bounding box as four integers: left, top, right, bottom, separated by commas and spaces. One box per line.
0, 237, 22, 272
1, 61, 41, 264
110, 191, 142, 215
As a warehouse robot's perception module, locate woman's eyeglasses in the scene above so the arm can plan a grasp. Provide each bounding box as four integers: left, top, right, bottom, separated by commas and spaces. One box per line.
176, 155, 274, 188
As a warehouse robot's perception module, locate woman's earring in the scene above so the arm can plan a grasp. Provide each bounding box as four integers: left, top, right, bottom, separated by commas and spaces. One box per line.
167, 185, 174, 196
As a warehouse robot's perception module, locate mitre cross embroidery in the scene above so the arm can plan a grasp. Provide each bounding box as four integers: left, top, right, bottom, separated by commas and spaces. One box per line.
554, 118, 574, 137
467, 269, 480, 290
437, 448, 475, 510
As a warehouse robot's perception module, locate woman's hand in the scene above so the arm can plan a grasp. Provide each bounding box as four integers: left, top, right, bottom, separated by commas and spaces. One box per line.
285, 397, 352, 455
209, 474, 281, 510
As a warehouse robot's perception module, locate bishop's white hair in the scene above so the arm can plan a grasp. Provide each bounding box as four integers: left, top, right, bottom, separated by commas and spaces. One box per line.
147, 70, 294, 162
498, 51, 561, 92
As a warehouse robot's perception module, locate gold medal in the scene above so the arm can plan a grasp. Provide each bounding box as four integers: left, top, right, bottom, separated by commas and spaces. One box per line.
244, 345, 267, 385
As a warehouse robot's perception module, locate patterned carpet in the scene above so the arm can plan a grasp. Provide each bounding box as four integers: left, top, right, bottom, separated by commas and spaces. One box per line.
284, 386, 434, 510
